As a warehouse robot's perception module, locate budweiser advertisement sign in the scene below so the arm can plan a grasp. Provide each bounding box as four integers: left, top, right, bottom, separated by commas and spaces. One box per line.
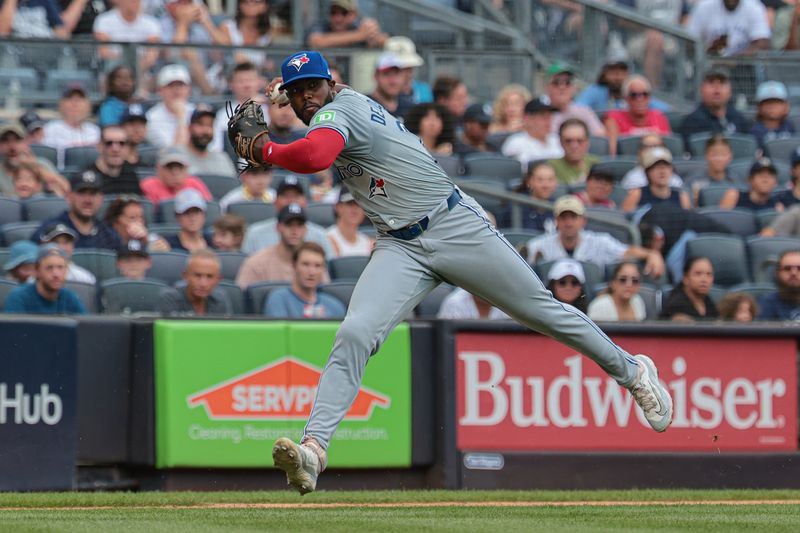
187, 357, 390, 420
456, 333, 797, 452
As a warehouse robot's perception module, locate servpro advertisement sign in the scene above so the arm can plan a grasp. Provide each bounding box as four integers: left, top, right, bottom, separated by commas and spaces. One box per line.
155, 321, 411, 468
456, 333, 797, 452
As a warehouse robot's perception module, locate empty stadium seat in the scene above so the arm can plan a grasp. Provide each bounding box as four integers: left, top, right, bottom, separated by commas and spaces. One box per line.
415, 283, 455, 318
463, 153, 522, 182
696, 183, 736, 207
100, 278, 168, 314
244, 281, 290, 314
328, 255, 370, 281
726, 282, 777, 302
0, 248, 9, 272
0, 279, 18, 308
695, 207, 758, 236
64, 281, 98, 313
318, 281, 356, 308
63, 146, 99, 172
672, 160, 707, 180
436, 154, 462, 177
756, 209, 780, 231
764, 137, 800, 162
217, 281, 245, 315
304, 202, 335, 227
217, 251, 247, 281
23, 196, 67, 222
0, 198, 23, 225
71, 248, 118, 282
588, 136, 610, 156
685, 234, 749, 286
147, 252, 189, 284
746, 235, 800, 282
197, 174, 240, 199
30, 144, 58, 167
226, 201, 275, 224
688, 133, 758, 160
1, 222, 39, 246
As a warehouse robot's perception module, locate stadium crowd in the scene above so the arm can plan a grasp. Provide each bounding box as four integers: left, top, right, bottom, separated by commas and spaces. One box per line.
2, 0, 800, 322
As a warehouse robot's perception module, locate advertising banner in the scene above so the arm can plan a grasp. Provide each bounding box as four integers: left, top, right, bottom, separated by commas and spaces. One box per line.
0, 321, 77, 490
456, 333, 797, 452
155, 321, 411, 468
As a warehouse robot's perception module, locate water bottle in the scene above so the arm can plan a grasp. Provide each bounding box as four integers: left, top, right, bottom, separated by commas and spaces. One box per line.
5, 79, 20, 114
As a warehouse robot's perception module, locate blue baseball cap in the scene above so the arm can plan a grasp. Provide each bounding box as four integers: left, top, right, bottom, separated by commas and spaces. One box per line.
3, 240, 38, 270
756, 81, 788, 103
279, 51, 332, 91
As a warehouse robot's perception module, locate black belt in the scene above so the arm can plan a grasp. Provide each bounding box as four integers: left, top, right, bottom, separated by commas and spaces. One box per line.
387, 189, 461, 240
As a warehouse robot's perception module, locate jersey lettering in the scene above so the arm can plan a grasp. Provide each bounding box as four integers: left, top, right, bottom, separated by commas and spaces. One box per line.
369, 103, 386, 126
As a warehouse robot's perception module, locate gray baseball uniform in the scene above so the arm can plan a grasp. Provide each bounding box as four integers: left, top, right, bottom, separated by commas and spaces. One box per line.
302, 88, 640, 449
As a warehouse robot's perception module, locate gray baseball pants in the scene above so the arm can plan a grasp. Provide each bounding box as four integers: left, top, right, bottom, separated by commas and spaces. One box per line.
304, 191, 640, 449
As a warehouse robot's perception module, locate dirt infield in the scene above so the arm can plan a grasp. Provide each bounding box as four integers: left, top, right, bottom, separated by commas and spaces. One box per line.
3, 500, 800, 511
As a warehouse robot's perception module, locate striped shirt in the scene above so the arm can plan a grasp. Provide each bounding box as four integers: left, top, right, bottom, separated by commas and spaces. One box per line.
526, 230, 628, 268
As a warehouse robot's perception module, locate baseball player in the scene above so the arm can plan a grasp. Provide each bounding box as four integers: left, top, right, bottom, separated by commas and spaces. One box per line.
227, 51, 673, 495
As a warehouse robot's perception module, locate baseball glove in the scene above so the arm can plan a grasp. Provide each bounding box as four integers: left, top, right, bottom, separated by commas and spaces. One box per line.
227, 99, 271, 171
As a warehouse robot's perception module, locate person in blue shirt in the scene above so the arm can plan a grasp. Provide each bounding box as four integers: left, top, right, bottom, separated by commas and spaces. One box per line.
750, 80, 795, 152
3, 244, 86, 315
757, 250, 800, 320
264, 241, 346, 319
32, 169, 121, 250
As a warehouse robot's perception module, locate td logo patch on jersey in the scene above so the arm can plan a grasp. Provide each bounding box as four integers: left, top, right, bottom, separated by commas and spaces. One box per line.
369, 177, 388, 199
288, 54, 310, 71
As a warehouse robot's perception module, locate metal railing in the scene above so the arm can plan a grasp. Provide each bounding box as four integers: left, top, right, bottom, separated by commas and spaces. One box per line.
454, 178, 641, 246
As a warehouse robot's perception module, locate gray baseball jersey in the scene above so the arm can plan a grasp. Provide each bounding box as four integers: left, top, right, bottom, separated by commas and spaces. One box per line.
307, 88, 454, 232
294, 88, 643, 451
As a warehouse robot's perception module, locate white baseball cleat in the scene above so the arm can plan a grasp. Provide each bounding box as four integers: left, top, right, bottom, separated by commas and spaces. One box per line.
272, 437, 326, 495
629, 354, 673, 433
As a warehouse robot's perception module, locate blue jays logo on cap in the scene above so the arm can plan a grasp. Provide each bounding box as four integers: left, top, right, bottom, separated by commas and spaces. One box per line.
280, 51, 332, 91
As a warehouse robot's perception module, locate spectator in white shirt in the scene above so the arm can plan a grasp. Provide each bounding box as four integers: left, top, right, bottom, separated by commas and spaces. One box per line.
502, 97, 564, 173
526, 194, 665, 278
686, 0, 771, 57
326, 189, 374, 258
42, 85, 101, 168
220, 166, 276, 212
437, 287, 510, 319
146, 64, 194, 148
93, 0, 160, 70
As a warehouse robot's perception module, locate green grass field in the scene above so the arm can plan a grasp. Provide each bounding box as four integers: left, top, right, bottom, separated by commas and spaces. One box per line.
1, 489, 799, 532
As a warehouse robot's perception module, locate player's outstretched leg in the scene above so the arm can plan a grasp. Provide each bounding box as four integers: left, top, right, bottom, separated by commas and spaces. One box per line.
272, 437, 327, 495
428, 193, 673, 432
627, 354, 672, 432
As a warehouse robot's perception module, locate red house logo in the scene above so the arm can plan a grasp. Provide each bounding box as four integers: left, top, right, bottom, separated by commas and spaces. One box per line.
187, 357, 391, 420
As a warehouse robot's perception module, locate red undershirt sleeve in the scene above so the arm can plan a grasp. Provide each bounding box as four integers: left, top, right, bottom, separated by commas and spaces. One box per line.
261, 128, 345, 174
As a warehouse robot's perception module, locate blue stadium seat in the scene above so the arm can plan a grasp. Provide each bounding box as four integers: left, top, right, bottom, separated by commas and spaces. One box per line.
0, 198, 23, 225
746, 235, 800, 283
244, 281, 290, 314
318, 281, 356, 308
695, 207, 758, 236
72, 248, 118, 282
63, 146, 99, 172
100, 278, 168, 314
147, 251, 189, 284
0, 279, 19, 309
463, 153, 523, 182
217, 251, 247, 281
23, 196, 68, 222
30, 144, 58, 167
197, 174, 240, 199
764, 137, 800, 163
305, 202, 336, 227
1, 222, 39, 246
685, 234, 750, 286
65, 281, 98, 313
227, 201, 275, 224
328, 255, 370, 281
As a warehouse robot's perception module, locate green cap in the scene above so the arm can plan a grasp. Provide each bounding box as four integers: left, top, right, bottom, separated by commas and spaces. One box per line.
546, 62, 574, 77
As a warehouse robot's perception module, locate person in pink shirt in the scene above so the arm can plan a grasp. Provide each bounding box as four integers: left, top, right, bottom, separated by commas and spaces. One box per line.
139, 146, 212, 205
604, 75, 670, 155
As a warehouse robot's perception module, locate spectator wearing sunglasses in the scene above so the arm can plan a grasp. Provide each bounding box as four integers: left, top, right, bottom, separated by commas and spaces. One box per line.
547, 63, 606, 137
588, 262, 646, 322
546, 258, 588, 313
604, 76, 671, 155
757, 250, 800, 320
87, 125, 142, 196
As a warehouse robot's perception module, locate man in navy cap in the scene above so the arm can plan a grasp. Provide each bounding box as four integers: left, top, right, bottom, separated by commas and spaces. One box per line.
32, 170, 121, 250
2, 245, 86, 315
38, 222, 96, 284
240, 175, 334, 257
454, 103, 500, 157
120, 103, 153, 166
19, 110, 45, 144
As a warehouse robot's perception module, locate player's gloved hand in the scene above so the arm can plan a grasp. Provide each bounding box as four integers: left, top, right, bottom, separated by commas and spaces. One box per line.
227, 99, 272, 171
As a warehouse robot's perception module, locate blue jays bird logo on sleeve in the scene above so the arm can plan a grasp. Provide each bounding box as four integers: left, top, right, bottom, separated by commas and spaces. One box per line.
288, 54, 310, 71
369, 177, 388, 199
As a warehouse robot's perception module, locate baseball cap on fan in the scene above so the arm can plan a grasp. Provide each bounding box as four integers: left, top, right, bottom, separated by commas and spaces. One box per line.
384, 36, 424, 68
547, 258, 586, 284
553, 194, 585, 217
279, 51, 332, 91
157, 64, 191, 88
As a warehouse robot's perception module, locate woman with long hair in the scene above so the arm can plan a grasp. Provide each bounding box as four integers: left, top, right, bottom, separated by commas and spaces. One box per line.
660, 256, 718, 321
490, 83, 531, 134
220, 0, 273, 67
97, 65, 137, 127
403, 103, 455, 156
588, 262, 646, 321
